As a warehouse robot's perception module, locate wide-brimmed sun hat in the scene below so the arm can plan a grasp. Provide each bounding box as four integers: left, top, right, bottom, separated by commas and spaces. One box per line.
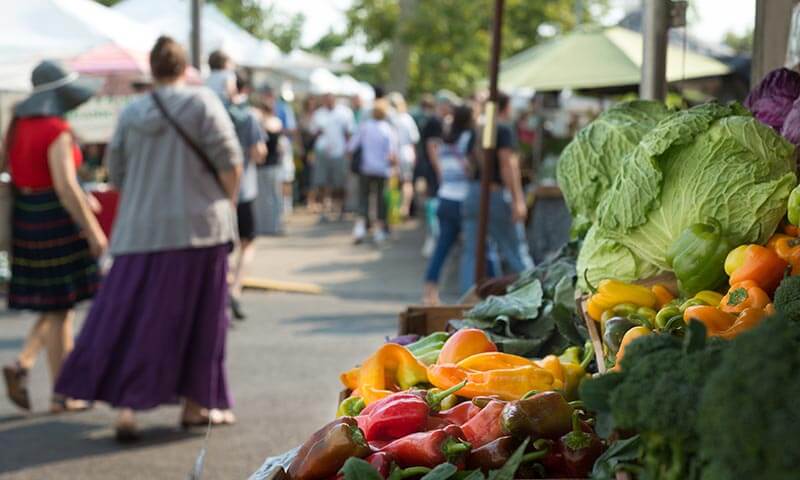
14, 60, 98, 118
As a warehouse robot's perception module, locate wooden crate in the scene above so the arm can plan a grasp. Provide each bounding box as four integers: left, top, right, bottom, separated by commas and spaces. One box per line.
397, 304, 472, 336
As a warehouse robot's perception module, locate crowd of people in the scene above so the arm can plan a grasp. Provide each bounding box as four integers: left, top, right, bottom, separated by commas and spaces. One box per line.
0, 34, 537, 441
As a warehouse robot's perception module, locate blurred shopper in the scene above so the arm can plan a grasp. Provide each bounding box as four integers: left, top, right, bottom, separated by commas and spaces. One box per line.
388, 92, 420, 219
2, 61, 106, 413
253, 84, 285, 235
298, 96, 319, 208
460, 93, 533, 293
228, 71, 267, 320
422, 105, 477, 305
55, 37, 242, 441
350, 99, 397, 244
310, 92, 355, 221
416, 94, 452, 257
206, 50, 236, 100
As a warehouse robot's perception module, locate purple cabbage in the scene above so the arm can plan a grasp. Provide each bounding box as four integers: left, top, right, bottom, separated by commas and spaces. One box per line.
385, 334, 420, 346
745, 68, 800, 131
781, 96, 800, 146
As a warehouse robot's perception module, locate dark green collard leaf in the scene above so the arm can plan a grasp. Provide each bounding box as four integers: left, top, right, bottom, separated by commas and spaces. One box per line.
341, 458, 383, 480
487, 438, 530, 480
454, 470, 485, 480
590, 435, 643, 480
420, 463, 457, 480
466, 280, 543, 320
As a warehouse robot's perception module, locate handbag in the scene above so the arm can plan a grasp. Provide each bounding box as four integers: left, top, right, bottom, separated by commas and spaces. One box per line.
150, 91, 226, 194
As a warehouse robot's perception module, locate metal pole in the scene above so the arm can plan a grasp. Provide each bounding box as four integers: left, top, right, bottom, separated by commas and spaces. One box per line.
640, 0, 669, 100
475, 0, 504, 285
190, 0, 203, 69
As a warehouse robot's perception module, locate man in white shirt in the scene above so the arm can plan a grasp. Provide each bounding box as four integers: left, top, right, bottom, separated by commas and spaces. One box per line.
310, 92, 355, 220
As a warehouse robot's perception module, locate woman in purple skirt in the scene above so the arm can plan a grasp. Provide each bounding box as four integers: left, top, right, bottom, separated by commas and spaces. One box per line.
55, 36, 243, 442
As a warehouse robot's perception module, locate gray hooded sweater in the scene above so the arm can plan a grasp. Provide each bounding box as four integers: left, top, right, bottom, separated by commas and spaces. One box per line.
106, 85, 243, 255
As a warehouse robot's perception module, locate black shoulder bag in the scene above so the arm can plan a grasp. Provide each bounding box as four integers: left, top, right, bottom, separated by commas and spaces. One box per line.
150, 91, 226, 193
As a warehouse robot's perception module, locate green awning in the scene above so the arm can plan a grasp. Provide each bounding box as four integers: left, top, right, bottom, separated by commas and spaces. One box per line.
499, 26, 732, 92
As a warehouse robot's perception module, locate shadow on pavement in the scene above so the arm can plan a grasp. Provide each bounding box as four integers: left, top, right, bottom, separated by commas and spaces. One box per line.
285, 311, 397, 334
0, 418, 204, 474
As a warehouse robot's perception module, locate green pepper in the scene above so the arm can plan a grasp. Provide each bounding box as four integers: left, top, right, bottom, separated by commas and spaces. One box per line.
655, 306, 681, 329
666, 219, 732, 297
789, 184, 800, 227
611, 303, 639, 317
603, 316, 635, 354
336, 396, 366, 417
406, 332, 449, 354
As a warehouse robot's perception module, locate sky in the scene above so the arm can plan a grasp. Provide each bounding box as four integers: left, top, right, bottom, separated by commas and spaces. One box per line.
267, 0, 757, 54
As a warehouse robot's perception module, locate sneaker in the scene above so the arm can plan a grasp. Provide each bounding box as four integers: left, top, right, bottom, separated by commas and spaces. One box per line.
373, 228, 387, 245
353, 220, 367, 244
421, 235, 435, 258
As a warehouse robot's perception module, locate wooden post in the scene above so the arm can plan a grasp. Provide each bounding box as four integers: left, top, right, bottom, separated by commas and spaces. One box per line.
752, 0, 797, 85
640, 0, 669, 100
475, 0, 504, 284
190, 0, 203, 70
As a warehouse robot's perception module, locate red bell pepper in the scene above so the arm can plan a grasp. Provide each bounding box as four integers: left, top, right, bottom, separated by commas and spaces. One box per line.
359, 382, 468, 442
461, 400, 507, 449
380, 426, 472, 468
435, 401, 483, 426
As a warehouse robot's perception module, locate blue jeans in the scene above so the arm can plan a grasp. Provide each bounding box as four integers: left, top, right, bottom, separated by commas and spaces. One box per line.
460, 182, 534, 293
424, 199, 462, 284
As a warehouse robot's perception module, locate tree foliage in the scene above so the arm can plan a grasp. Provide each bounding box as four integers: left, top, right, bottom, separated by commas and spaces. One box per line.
722, 28, 753, 56
345, 0, 608, 98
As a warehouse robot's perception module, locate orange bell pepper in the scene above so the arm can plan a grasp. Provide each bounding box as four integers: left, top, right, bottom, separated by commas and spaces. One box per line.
781, 221, 800, 237
437, 329, 497, 364
719, 281, 771, 315
456, 352, 531, 371
612, 326, 651, 372
726, 244, 788, 293
651, 284, 675, 309
340, 366, 361, 391
718, 307, 769, 340
427, 363, 557, 401
767, 233, 800, 275
683, 305, 736, 334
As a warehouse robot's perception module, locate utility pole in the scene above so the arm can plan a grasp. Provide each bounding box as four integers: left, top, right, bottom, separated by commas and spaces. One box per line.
640, 0, 669, 100
475, 0, 504, 285
190, 0, 203, 70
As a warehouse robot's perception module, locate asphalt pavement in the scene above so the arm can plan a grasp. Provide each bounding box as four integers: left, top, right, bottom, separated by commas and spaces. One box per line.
0, 212, 463, 479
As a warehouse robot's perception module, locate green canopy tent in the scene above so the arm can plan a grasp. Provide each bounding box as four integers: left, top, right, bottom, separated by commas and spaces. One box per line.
499, 26, 731, 92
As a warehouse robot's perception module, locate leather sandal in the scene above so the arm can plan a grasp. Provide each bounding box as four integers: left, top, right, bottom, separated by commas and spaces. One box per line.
50, 394, 92, 414
3, 362, 31, 411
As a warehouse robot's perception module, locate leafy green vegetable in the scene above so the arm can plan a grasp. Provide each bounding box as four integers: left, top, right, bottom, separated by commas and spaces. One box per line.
557, 100, 669, 228
576, 103, 796, 289
590, 435, 643, 480
487, 438, 529, 480
420, 463, 457, 480
340, 458, 383, 480
465, 280, 543, 320
453, 243, 587, 357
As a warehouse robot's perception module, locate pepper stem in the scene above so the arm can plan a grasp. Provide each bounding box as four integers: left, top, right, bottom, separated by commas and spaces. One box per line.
441, 437, 471, 460
427, 380, 467, 408
579, 343, 594, 371
520, 450, 548, 463
532, 439, 553, 451
571, 409, 582, 434
568, 400, 585, 410
583, 269, 598, 294
521, 389, 540, 400
398, 467, 432, 479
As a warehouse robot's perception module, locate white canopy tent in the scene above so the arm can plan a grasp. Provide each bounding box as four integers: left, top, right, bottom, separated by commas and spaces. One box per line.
0, 0, 159, 91
113, 0, 281, 70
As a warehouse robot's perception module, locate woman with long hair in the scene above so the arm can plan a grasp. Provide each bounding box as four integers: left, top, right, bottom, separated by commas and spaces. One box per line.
2, 60, 106, 413
54, 36, 243, 441
422, 105, 479, 305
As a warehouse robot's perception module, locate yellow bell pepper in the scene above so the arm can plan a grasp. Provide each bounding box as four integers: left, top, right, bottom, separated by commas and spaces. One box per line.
356, 343, 429, 405
612, 326, 651, 372
456, 352, 531, 371
427, 363, 557, 401
340, 366, 360, 391
587, 279, 658, 322
694, 290, 724, 307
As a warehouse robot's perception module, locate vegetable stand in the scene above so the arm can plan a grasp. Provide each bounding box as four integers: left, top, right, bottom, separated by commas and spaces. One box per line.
252, 72, 800, 480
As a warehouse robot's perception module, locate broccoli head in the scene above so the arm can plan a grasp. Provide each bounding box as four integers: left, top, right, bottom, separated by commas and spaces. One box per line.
697, 314, 800, 480
773, 275, 800, 323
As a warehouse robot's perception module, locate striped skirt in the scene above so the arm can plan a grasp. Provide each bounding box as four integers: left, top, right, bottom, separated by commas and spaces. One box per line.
8, 189, 99, 311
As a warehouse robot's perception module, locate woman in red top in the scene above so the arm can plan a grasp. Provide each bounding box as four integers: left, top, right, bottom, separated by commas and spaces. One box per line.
2, 61, 107, 413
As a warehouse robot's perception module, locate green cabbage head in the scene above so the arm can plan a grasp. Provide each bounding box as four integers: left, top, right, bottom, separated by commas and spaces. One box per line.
571, 102, 797, 290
